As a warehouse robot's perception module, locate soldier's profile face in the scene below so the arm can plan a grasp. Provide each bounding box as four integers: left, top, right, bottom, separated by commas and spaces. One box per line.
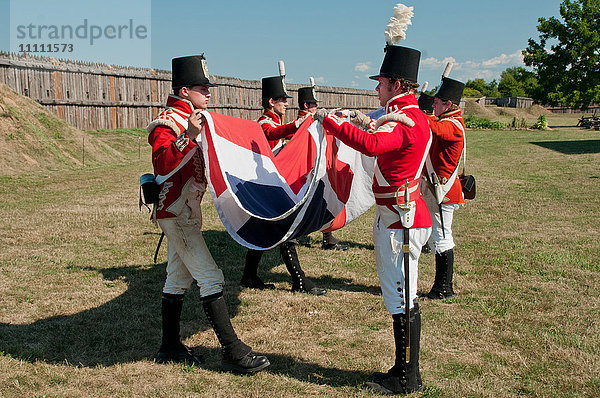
271, 97, 288, 117
432, 97, 451, 118
304, 102, 317, 114
185, 85, 211, 110
376, 77, 395, 107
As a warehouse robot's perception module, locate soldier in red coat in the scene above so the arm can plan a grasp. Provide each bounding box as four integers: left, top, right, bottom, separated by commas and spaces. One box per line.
296, 85, 348, 251
420, 77, 466, 300
315, 45, 431, 395
147, 55, 269, 373
239, 75, 326, 296
240, 76, 327, 296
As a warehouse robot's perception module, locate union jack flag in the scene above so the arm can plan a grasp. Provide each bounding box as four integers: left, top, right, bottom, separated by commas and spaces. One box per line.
200, 110, 377, 250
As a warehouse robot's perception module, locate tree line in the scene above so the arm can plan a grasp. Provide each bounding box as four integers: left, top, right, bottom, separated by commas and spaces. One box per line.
425, 0, 599, 111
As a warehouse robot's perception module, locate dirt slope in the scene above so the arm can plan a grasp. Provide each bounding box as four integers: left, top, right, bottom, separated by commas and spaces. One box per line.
0, 83, 141, 176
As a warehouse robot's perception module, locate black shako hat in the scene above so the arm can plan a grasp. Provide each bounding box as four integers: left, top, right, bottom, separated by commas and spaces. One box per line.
298, 86, 319, 107
369, 45, 420, 83
262, 76, 291, 99
418, 93, 434, 113
435, 77, 465, 105
171, 55, 217, 89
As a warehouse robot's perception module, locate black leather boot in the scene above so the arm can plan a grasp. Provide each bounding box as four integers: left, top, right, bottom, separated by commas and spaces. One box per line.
366, 304, 423, 395
280, 241, 326, 295
202, 294, 270, 373
322, 232, 348, 251
240, 249, 275, 290
155, 293, 204, 366
425, 249, 455, 299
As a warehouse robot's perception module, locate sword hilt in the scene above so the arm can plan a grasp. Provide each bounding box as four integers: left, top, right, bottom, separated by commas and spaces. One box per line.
397, 180, 414, 211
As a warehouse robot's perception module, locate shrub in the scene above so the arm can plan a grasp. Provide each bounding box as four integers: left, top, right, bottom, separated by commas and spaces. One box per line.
464, 114, 506, 129
511, 116, 528, 129
532, 114, 549, 130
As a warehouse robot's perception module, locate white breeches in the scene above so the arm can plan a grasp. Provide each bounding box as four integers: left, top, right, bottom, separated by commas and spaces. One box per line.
427, 203, 459, 254
373, 210, 431, 315
158, 191, 224, 297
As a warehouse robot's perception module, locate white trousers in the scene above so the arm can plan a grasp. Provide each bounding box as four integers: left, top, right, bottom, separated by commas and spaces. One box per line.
421, 179, 459, 253
426, 203, 459, 254
158, 190, 224, 296
373, 209, 431, 315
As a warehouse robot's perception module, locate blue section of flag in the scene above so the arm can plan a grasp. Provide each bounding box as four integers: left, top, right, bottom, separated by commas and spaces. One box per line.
287, 182, 335, 240
235, 181, 335, 248
226, 173, 295, 218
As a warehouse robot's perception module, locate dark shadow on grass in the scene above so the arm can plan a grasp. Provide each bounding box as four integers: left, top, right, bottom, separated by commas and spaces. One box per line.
0, 262, 218, 367
531, 139, 600, 154
0, 302, 374, 389
0, 229, 379, 369
183, 348, 372, 389
202, 230, 379, 296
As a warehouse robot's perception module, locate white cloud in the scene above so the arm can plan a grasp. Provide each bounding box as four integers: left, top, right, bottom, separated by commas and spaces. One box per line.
421, 56, 456, 70
350, 81, 359, 87
420, 51, 526, 82
481, 50, 524, 67
354, 62, 372, 72
313, 76, 326, 84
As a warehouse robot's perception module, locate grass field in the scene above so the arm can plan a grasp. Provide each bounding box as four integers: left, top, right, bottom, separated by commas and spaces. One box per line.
1, 119, 599, 397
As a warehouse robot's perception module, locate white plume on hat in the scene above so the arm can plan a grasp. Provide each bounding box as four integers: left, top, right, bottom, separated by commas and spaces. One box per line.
384, 3, 414, 45
442, 62, 453, 78
278, 60, 286, 77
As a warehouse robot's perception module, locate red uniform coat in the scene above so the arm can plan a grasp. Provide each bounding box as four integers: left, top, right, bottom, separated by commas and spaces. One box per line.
258, 109, 301, 149
322, 93, 432, 229
147, 95, 207, 219
426, 109, 465, 205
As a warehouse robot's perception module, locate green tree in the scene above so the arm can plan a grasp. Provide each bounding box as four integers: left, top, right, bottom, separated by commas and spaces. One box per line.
498, 67, 539, 97
465, 78, 500, 97
463, 87, 483, 97
523, 0, 600, 110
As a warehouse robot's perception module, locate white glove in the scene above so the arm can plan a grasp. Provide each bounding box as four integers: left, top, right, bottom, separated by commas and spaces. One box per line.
349, 110, 372, 129
313, 108, 328, 123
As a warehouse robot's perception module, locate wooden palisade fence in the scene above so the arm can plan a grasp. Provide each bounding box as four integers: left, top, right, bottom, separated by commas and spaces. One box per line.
0, 52, 380, 130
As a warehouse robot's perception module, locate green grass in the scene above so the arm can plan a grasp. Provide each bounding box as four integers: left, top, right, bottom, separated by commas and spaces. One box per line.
0, 124, 599, 397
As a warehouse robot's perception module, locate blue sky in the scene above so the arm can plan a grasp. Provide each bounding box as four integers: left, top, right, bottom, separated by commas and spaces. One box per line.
1, 0, 562, 91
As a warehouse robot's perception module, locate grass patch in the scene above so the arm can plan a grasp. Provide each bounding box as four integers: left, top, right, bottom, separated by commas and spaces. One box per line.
0, 120, 599, 397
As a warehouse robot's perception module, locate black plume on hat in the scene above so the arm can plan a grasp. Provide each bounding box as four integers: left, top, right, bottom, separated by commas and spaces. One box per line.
418, 93, 434, 113
172, 55, 216, 89
435, 77, 465, 105
262, 76, 292, 99
298, 87, 319, 107
369, 45, 420, 83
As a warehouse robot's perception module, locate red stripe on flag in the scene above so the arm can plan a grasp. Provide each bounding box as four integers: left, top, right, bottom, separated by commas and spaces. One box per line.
273, 118, 316, 194
204, 115, 227, 196
322, 207, 347, 232
326, 136, 353, 203
209, 112, 273, 153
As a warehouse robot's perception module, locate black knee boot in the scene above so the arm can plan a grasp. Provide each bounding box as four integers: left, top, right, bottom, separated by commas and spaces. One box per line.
322, 232, 348, 251
155, 293, 204, 365
426, 248, 455, 299
280, 241, 326, 295
240, 249, 275, 290
202, 294, 270, 373
366, 304, 423, 395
